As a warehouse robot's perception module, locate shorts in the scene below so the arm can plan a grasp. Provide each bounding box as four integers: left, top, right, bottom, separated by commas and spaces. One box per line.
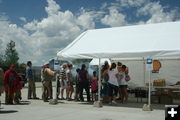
108, 83, 118, 97
60, 80, 67, 89
119, 85, 128, 88
67, 81, 73, 86
75, 84, 80, 94
92, 89, 98, 94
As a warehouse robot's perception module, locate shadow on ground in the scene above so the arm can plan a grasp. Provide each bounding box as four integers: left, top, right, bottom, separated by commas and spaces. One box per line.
0, 110, 18, 114
18, 101, 31, 105
103, 102, 165, 110
1, 100, 31, 106
78, 101, 94, 105
77, 100, 165, 110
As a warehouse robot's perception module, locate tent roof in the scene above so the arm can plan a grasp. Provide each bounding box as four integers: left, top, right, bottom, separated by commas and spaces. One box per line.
57, 21, 180, 59
89, 58, 111, 66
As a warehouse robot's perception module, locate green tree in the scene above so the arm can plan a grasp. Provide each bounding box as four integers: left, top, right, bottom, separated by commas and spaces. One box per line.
0, 54, 5, 66
4, 40, 19, 67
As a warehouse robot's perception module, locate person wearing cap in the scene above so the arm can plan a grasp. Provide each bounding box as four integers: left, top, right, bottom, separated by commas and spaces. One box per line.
3, 64, 20, 104
26, 61, 39, 99
41, 63, 57, 102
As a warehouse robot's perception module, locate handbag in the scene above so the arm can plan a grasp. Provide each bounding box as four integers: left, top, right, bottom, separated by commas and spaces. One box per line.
125, 74, 131, 81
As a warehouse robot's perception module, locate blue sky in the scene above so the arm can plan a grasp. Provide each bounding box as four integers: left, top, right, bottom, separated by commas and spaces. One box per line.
0, 0, 180, 65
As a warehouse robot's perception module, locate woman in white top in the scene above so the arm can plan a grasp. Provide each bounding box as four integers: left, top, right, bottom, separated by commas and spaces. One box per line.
107, 63, 119, 104
118, 65, 129, 104
66, 64, 74, 101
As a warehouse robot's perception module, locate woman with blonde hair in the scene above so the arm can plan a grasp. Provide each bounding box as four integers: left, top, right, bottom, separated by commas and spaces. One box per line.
66, 64, 74, 100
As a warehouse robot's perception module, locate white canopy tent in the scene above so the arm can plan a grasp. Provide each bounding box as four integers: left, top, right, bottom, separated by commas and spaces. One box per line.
57, 21, 180, 108
57, 21, 180, 59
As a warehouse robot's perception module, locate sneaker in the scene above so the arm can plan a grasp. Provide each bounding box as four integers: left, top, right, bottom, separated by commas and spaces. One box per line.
43, 100, 49, 102
33, 97, 40, 99
112, 100, 117, 105
108, 102, 112, 105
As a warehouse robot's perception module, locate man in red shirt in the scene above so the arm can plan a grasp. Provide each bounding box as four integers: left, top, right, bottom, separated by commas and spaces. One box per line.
4, 64, 21, 104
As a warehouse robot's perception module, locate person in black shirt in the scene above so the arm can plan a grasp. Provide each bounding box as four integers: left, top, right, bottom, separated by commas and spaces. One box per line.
78, 64, 90, 102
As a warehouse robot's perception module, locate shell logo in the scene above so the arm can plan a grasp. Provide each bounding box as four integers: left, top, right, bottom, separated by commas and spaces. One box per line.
152, 60, 161, 73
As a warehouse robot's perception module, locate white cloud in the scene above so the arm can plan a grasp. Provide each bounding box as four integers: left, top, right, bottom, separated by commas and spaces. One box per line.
0, 0, 97, 65
76, 8, 96, 29
101, 7, 127, 27
19, 17, 27, 22
45, 0, 60, 16
137, 2, 177, 23
0, 0, 179, 65
22, 0, 96, 65
116, 0, 146, 8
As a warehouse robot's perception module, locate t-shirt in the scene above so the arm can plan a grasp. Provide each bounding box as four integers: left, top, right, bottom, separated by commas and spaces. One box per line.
26, 66, 33, 78
108, 69, 118, 86
79, 70, 88, 82
60, 68, 67, 81
91, 77, 98, 91
66, 69, 72, 82
41, 68, 53, 82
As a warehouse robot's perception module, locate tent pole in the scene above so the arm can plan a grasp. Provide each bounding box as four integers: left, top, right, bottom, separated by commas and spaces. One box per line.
143, 58, 153, 111
94, 58, 103, 107
143, 57, 146, 85
98, 58, 101, 101
148, 69, 151, 107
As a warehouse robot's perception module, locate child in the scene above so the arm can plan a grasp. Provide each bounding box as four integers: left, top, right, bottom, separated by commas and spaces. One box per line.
91, 71, 98, 102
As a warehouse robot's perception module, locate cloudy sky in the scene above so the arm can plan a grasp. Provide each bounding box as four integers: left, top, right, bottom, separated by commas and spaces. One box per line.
0, 0, 179, 65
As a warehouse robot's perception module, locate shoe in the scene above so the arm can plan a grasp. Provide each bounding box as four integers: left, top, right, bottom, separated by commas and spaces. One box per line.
19, 97, 22, 100
43, 100, 49, 102
28, 97, 32, 99
116, 97, 121, 100
75, 99, 80, 101
108, 102, 112, 105
61, 98, 65, 100
112, 100, 117, 105
33, 97, 39, 99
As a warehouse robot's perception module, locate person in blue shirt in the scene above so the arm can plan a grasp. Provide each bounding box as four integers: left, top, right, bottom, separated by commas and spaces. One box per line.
26, 61, 39, 99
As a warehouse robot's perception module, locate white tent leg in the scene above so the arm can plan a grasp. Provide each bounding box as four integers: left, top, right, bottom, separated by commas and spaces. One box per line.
148, 70, 151, 107
94, 58, 103, 107
143, 58, 153, 111
98, 58, 101, 101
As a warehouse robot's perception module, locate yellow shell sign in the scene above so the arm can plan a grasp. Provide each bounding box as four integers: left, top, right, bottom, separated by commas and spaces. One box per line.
152, 60, 161, 73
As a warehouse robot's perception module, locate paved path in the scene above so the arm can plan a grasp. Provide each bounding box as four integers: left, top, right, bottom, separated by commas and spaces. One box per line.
0, 87, 164, 120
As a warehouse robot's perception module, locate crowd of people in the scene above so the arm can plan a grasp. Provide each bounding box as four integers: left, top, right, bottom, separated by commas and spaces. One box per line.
44, 61, 131, 104
0, 60, 130, 106
101, 62, 130, 104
